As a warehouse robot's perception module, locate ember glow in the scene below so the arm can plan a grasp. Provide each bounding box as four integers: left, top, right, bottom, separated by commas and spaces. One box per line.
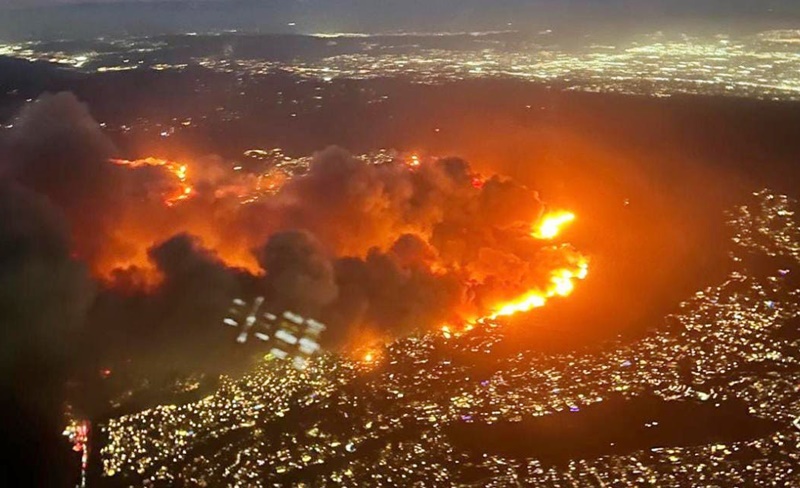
533, 210, 576, 240
487, 254, 589, 320
101, 151, 590, 334
111, 157, 194, 206
484, 211, 588, 320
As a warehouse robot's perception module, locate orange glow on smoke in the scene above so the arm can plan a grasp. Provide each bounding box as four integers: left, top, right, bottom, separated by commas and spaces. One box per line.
99, 153, 589, 334
439, 210, 588, 339
533, 210, 576, 240
486, 255, 589, 320
111, 157, 194, 206
477, 210, 588, 324
91, 157, 264, 287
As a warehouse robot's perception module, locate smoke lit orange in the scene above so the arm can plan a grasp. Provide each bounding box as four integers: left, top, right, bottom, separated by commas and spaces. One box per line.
533, 211, 576, 239
487, 255, 589, 320
475, 209, 588, 324
103, 151, 587, 338
111, 157, 194, 206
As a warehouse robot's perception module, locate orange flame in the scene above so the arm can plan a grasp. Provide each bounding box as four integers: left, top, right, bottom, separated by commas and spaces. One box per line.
487, 255, 588, 320
487, 209, 587, 320
358, 347, 385, 368
111, 157, 194, 206
533, 210, 576, 240
437, 208, 588, 337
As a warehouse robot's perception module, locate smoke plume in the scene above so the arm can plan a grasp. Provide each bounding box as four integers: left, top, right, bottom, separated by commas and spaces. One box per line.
0, 91, 585, 375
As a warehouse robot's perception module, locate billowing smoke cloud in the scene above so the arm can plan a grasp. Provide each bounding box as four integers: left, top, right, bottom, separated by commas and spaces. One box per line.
0, 91, 583, 381
324, 245, 465, 346
0, 177, 95, 485
257, 231, 338, 314
4, 92, 185, 278
0, 178, 94, 386
86, 234, 248, 385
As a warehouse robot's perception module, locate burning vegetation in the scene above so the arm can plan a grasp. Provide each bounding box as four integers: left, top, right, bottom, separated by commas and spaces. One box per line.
0, 91, 597, 486
0, 92, 590, 378
94, 149, 590, 346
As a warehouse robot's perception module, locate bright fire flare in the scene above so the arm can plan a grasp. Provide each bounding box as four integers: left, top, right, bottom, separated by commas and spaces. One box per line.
533, 211, 576, 240
111, 157, 194, 206
440, 208, 588, 337
358, 348, 384, 367
487, 256, 589, 320
488, 209, 587, 320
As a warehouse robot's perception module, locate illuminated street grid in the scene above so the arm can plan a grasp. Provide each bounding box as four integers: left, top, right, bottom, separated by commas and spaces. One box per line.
3, 30, 800, 100
100, 189, 800, 486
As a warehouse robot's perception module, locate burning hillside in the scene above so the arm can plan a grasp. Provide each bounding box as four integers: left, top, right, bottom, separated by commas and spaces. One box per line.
1, 93, 589, 356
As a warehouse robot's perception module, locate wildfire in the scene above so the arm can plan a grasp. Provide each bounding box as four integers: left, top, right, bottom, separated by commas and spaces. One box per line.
103, 152, 588, 339
111, 157, 194, 206
533, 210, 576, 240
358, 348, 385, 367
487, 209, 587, 320
487, 255, 589, 320
91, 156, 265, 285
441, 208, 589, 333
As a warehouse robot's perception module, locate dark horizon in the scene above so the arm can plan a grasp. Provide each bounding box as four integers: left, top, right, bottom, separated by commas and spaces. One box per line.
2, 0, 800, 41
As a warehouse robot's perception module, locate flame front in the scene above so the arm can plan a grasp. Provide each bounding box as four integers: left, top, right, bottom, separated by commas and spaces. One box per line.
477, 210, 588, 324
487, 255, 589, 320
111, 157, 194, 206
100, 155, 587, 338
533, 210, 576, 240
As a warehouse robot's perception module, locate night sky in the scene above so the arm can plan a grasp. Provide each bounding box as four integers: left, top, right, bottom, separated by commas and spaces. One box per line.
4, 0, 799, 13
2, 0, 798, 42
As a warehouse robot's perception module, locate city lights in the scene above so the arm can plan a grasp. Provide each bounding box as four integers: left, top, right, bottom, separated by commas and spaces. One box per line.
98, 190, 800, 486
